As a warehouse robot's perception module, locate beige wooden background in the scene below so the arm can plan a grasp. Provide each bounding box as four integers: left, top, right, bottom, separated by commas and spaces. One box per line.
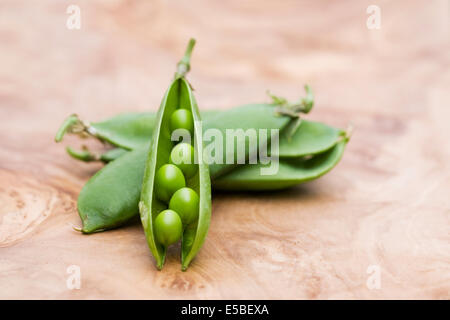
0, 0, 449, 299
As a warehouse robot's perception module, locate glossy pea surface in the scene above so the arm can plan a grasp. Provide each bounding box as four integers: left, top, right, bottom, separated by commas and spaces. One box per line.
154, 210, 183, 247
170, 109, 194, 136
169, 187, 199, 225
169, 142, 197, 178
154, 164, 186, 202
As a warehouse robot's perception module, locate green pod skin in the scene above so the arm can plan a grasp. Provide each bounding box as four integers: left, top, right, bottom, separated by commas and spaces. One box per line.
278, 120, 345, 157
77, 147, 148, 233
202, 104, 293, 178
213, 140, 348, 191
91, 113, 157, 150
100, 148, 128, 162
139, 39, 211, 271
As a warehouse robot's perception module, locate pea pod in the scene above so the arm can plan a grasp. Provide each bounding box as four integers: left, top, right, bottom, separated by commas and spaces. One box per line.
55, 113, 156, 150
139, 39, 211, 270
278, 120, 344, 157
203, 104, 293, 178
77, 147, 148, 233
213, 139, 348, 191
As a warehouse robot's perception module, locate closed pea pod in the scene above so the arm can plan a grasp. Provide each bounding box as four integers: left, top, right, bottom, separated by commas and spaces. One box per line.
139, 39, 211, 270
213, 139, 349, 191
55, 112, 157, 150
77, 147, 148, 233
277, 120, 345, 157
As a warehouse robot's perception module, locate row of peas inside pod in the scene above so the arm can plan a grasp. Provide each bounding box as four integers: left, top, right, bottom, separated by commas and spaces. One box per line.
139, 39, 212, 270
153, 108, 200, 248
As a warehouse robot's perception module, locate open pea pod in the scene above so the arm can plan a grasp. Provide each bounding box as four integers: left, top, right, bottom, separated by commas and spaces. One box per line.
213, 139, 348, 191
139, 39, 211, 270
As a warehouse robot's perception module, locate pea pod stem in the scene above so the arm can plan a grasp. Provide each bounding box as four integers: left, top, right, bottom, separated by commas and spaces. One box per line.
269, 85, 314, 115
344, 124, 354, 142
269, 85, 315, 140
175, 38, 196, 79
55, 114, 100, 143
55, 114, 82, 142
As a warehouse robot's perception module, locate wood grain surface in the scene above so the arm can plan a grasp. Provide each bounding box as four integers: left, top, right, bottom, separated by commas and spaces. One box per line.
0, 0, 449, 299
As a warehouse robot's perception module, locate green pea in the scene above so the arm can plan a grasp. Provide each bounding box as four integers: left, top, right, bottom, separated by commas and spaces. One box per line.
169, 187, 199, 225
154, 210, 183, 247
170, 109, 194, 136
154, 164, 186, 202
169, 142, 197, 178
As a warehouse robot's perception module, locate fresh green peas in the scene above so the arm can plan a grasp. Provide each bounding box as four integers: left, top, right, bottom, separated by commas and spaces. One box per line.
169, 142, 197, 178
154, 164, 186, 202
169, 187, 200, 225
154, 209, 183, 247
170, 109, 194, 136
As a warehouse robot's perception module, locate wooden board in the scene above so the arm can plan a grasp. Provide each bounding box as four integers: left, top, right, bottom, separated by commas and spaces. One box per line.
0, 0, 449, 299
